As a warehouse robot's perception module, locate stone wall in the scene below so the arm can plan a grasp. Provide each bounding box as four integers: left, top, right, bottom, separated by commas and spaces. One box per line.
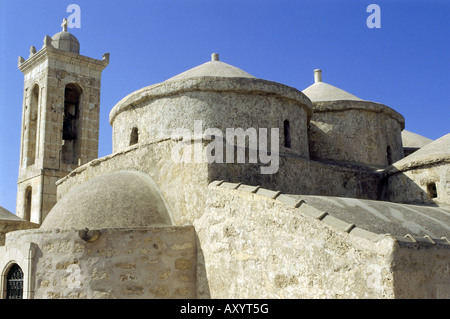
392, 239, 450, 298
0, 220, 38, 246
387, 163, 450, 206
110, 77, 311, 160
308, 100, 404, 168
195, 184, 396, 298
207, 153, 382, 200
3, 226, 197, 299
55, 140, 211, 226
194, 183, 450, 298
16, 170, 67, 223
53, 140, 382, 227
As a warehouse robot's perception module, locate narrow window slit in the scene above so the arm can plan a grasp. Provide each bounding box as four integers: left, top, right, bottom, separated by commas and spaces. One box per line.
284, 120, 291, 148
130, 127, 139, 146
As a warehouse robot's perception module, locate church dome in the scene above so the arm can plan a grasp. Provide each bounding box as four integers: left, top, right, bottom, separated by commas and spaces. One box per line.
401, 130, 433, 149
109, 53, 313, 157
304, 69, 405, 168
165, 53, 255, 81
390, 133, 450, 172
302, 69, 362, 102
50, 19, 80, 54
0, 205, 19, 221
41, 171, 172, 230
0, 205, 38, 245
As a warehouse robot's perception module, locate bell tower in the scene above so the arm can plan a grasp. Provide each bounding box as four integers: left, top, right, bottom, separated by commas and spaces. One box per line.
16, 19, 109, 224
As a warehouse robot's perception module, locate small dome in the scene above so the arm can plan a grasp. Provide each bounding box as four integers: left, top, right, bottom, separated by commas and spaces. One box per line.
302, 69, 362, 102
41, 171, 172, 230
165, 53, 255, 81
0, 206, 23, 222
391, 133, 450, 172
401, 130, 433, 148
51, 31, 80, 53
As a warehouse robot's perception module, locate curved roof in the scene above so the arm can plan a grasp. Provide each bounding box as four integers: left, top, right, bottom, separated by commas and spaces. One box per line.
390, 133, 450, 172
302, 69, 362, 102
401, 130, 433, 148
109, 53, 313, 125
303, 81, 362, 102
41, 171, 172, 230
293, 194, 450, 239
166, 53, 255, 81
212, 181, 450, 241
51, 31, 80, 54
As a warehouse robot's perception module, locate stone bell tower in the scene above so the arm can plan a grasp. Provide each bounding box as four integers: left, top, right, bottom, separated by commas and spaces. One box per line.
16, 19, 109, 224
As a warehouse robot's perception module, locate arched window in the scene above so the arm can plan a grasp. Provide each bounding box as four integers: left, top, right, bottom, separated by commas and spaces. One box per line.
27, 84, 39, 166
62, 83, 82, 165
284, 120, 291, 148
24, 186, 32, 222
63, 84, 81, 141
130, 127, 139, 146
6, 264, 23, 299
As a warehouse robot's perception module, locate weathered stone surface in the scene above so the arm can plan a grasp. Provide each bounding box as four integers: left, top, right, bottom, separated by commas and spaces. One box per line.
3, 28, 449, 300
308, 101, 404, 168
42, 170, 172, 230
15, 31, 108, 224
387, 134, 450, 206
193, 183, 450, 298
3, 226, 197, 299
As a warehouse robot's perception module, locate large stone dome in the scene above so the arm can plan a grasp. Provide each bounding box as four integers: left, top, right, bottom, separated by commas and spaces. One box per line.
109, 53, 313, 158
41, 171, 172, 230
165, 53, 255, 81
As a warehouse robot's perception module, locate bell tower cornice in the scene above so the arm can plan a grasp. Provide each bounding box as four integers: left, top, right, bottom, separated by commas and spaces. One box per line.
18, 40, 109, 75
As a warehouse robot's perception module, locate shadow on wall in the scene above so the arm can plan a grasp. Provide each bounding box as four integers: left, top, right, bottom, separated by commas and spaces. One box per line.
384, 170, 440, 206
195, 231, 211, 298
206, 150, 382, 201
391, 240, 450, 298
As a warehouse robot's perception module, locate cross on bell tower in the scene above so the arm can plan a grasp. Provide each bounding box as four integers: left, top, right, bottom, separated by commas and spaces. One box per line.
61, 18, 68, 32
16, 20, 109, 224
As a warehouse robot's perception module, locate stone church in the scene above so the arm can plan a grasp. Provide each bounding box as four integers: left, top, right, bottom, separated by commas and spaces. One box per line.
1, 21, 449, 299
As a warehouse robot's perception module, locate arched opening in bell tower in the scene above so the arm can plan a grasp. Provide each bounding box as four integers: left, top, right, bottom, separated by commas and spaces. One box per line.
23, 186, 32, 222
26, 84, 39, 166
62, 83, 82, 165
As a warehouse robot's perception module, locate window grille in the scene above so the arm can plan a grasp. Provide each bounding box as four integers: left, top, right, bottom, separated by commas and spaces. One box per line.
6, 264, 23, 299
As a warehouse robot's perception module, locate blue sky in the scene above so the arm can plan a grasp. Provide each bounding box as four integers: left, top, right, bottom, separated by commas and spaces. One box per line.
0, 0, 449, 213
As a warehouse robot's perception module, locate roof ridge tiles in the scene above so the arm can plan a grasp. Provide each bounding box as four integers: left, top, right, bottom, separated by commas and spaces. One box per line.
209, 180, 450, 247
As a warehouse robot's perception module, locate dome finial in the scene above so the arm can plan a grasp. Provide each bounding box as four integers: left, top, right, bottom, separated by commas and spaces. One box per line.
314, 69, 322, 83
61, 18, 68, 32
